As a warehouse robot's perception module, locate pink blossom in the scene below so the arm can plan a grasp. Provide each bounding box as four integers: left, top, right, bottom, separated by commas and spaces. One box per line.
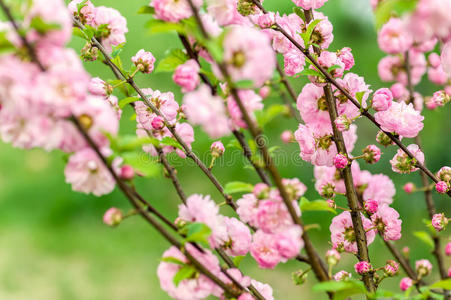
173, 59, 200, 92
415, 259, 433, 277
442, 41, 451, 76
375, 102, 424, 138
206, 0, 245, 26
427, 90, 448, 110
291, 0, 328, 9
157, 245, 222, 300
103, 207, 122, 226
318, 51, 344, 78
437, 166, 451, 183
236, 193, 259, 226
183, 85, 230, 138
297, 83, 330, 127
222, 26, 276, 87
91, 6, 128, 53
68, 0, 95, 24
250, 230, 282, 269
334, 115, 351, 132
333, 154, 348, 169
284, 49, 305, 76
354, 261, 372, 275
151, 0, 203, 22
364, 200, 378, 215
431, 213, 448, 231
151, 116, 165, 130
88, 77, 111, 97
335, 73, 371, 119
334, 271, 351, 281
378, 52, 426, 85
371, 205, 402, 241
390, 83, 409, 101
337, 47, 355, 71
384, 260, 399, 276
210, 141, 225, 157
378, 18, 413, 54
256, 200, 293, 233
436, 181, 449, 194
326, 249, 341, 266
282, 178, 307, 200
390, 144, 425, 174
256, 12, 276, 29
363, 144, 381, 164
281, 130, 293, 143
309, 13, 334, 49
259, 86, 271, 98
403, 182, 414, 194
399, 277, 412, 291
271, 13, 305, 54
64, 148, 115, 196
222, 217, 252, 256
250, 280, 274, 300
330, 211, 376, 253
372, 88, 393, 112
362, 174, 395, 205
428, 65, 448, 85
275, 225, 304, 259
227, 89, 263, 129
132, 49, 156, 74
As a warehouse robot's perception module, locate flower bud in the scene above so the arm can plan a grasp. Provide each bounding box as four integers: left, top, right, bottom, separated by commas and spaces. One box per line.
259, 86, 271, 98
326, 249, 341, 266
81, 42, 99, 61
432, 213, 448, 232
103, 207, 123, 227
320, 183, 335, 199
334, 270, 351, 281
327, 199, 336, 209
210, 141, 225, 158
151, 116, 165, 130
253, 183, 269, 199
120, 165, 135, 180
354, 261, 372, 275
415, 259, 432, 277
334, 115, 351, 132
132, 49, 156, 74
364, 199, 378, 214
448, 267, 451, 278
237, 0, 258, 16
384, 260, 399, 277
445, 242, 451, 256
256, 12, 276, 29
88, 77, 112, 97
435, 181, 449, 194
402, 246, 410, 258
333, 154, 348, 169
403, 182, 415, 194
281, 130, 293, 144
399, 277, 413, 291
437, 166, 451, 183
292, 269, 308, 285
363, 144, 381, 164
376, 130, 393, 147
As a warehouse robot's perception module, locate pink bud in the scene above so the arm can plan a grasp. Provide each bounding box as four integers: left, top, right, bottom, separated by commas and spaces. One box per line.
399, 277, 413, 291
281, 130, 293, 143
448, 267, 451, 278
364, 200, 378, 214
327, 199, 336, 209
337, 47, 354, 71
151, 116, 165, 130
432, 213, 448, 232
402, 246, 410, 257
403, 182, 415, 194
256, 12, 276, 28
333, 154, 348, 169
428, 53, 441, 68
120, 165, 135, 180
363, 144, 381, 164
354, 261, 372, 275
384, 260, 399, 276
326, 249, 341, 266
415, 259, 432, 277
103, 207, 123, 227
372, 88, 393, 111
334, 115, 351, 132
436, 181, 449, 194
445, 242, 451, 256
132, 49, 156, 74
259, 86, 271, 98
334, 270, 351, 281
210, 141, 225, 157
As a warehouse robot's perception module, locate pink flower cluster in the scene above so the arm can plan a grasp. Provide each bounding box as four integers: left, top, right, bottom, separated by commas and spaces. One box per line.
236, 180, 307, 269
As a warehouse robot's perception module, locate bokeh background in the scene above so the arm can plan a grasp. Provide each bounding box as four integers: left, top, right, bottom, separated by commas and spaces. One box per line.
0, 0, 450, 299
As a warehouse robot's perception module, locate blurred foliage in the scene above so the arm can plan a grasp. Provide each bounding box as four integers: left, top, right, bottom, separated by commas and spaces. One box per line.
0, 0, 450, 299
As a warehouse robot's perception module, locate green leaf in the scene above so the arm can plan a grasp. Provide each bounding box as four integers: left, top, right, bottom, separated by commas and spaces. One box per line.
161, 256, 186, 266
173, 265, 196, 286
224, 181, 254, 194
355, 91, 366, 106
313, 280, 366, 300
83, 25, 96, 40
76, 0, 88, 13
156, 48, 188, 73
122, 151, 161, 178
232, 256, 245, 267
72, 27, 88, 40
328, 64, 343, 72
413, 231, 434, 249
137, 6, 155, 14
301, 19, 322, 47
118, 97, 139, 109
299, 197, 337, 214
375, 0, 418, 29
184, 222, 212, 248
234, 80, 254, 89
298, 68, 324, 78
30, 17, 61, 34
0, 32, 14, 54
160, 137, 183, 150
146, 19, 185, 35
430, 279, 451, 290
111, 43, 125, 59
256, 104, 288, 127
293, 7, 306, 22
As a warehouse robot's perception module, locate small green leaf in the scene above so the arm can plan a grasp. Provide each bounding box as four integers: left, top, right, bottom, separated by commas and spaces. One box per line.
224, 181, 254, 194
301, 19, 322, 47
173, 265, 197, 286
160, 137, 183, 150
355, 91, 366, 106
30, 17, 61, 34
298, 68, 324, 78
72, 27, 88, 40
146, 19, 185, 35
161, 256, 186, 266
293, 7, 306, 22
413, 231, 434, 249
111, 43, 125, 59
122, 151, 161, 178
83, 25, 96, 40
137, 6, 155, 14
234, 80, 254, 89
299, 197, 336, 214
76, 0, 88, 13
118, 97, 139, 109
156, 48, 188, 73
0, 32, 14, 54
313, 280, 366, 300
328, 64, 343, 72
256, 104, 288, 127
232, 256, 245, 267
184, 222, 212, 248
430, 279, 451, 290
375, 0, 418, 29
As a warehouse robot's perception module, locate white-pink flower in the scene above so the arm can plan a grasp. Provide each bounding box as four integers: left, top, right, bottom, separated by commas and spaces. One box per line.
375, 102, 424, 138
91, 6, 128, 53
250, 230, 282, 269
151, 0, 203, 22
173, 59, 200, 92
291, 0, 328, 9
378, 18, 413, 54
390, 144, 425, 174
371, 205, 402, 241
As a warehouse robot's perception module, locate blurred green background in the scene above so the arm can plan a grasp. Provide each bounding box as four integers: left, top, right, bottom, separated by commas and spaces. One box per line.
0, 0, 450, 299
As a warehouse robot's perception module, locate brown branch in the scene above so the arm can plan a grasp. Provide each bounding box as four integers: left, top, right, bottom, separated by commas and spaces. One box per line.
156, 147, 187, 203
